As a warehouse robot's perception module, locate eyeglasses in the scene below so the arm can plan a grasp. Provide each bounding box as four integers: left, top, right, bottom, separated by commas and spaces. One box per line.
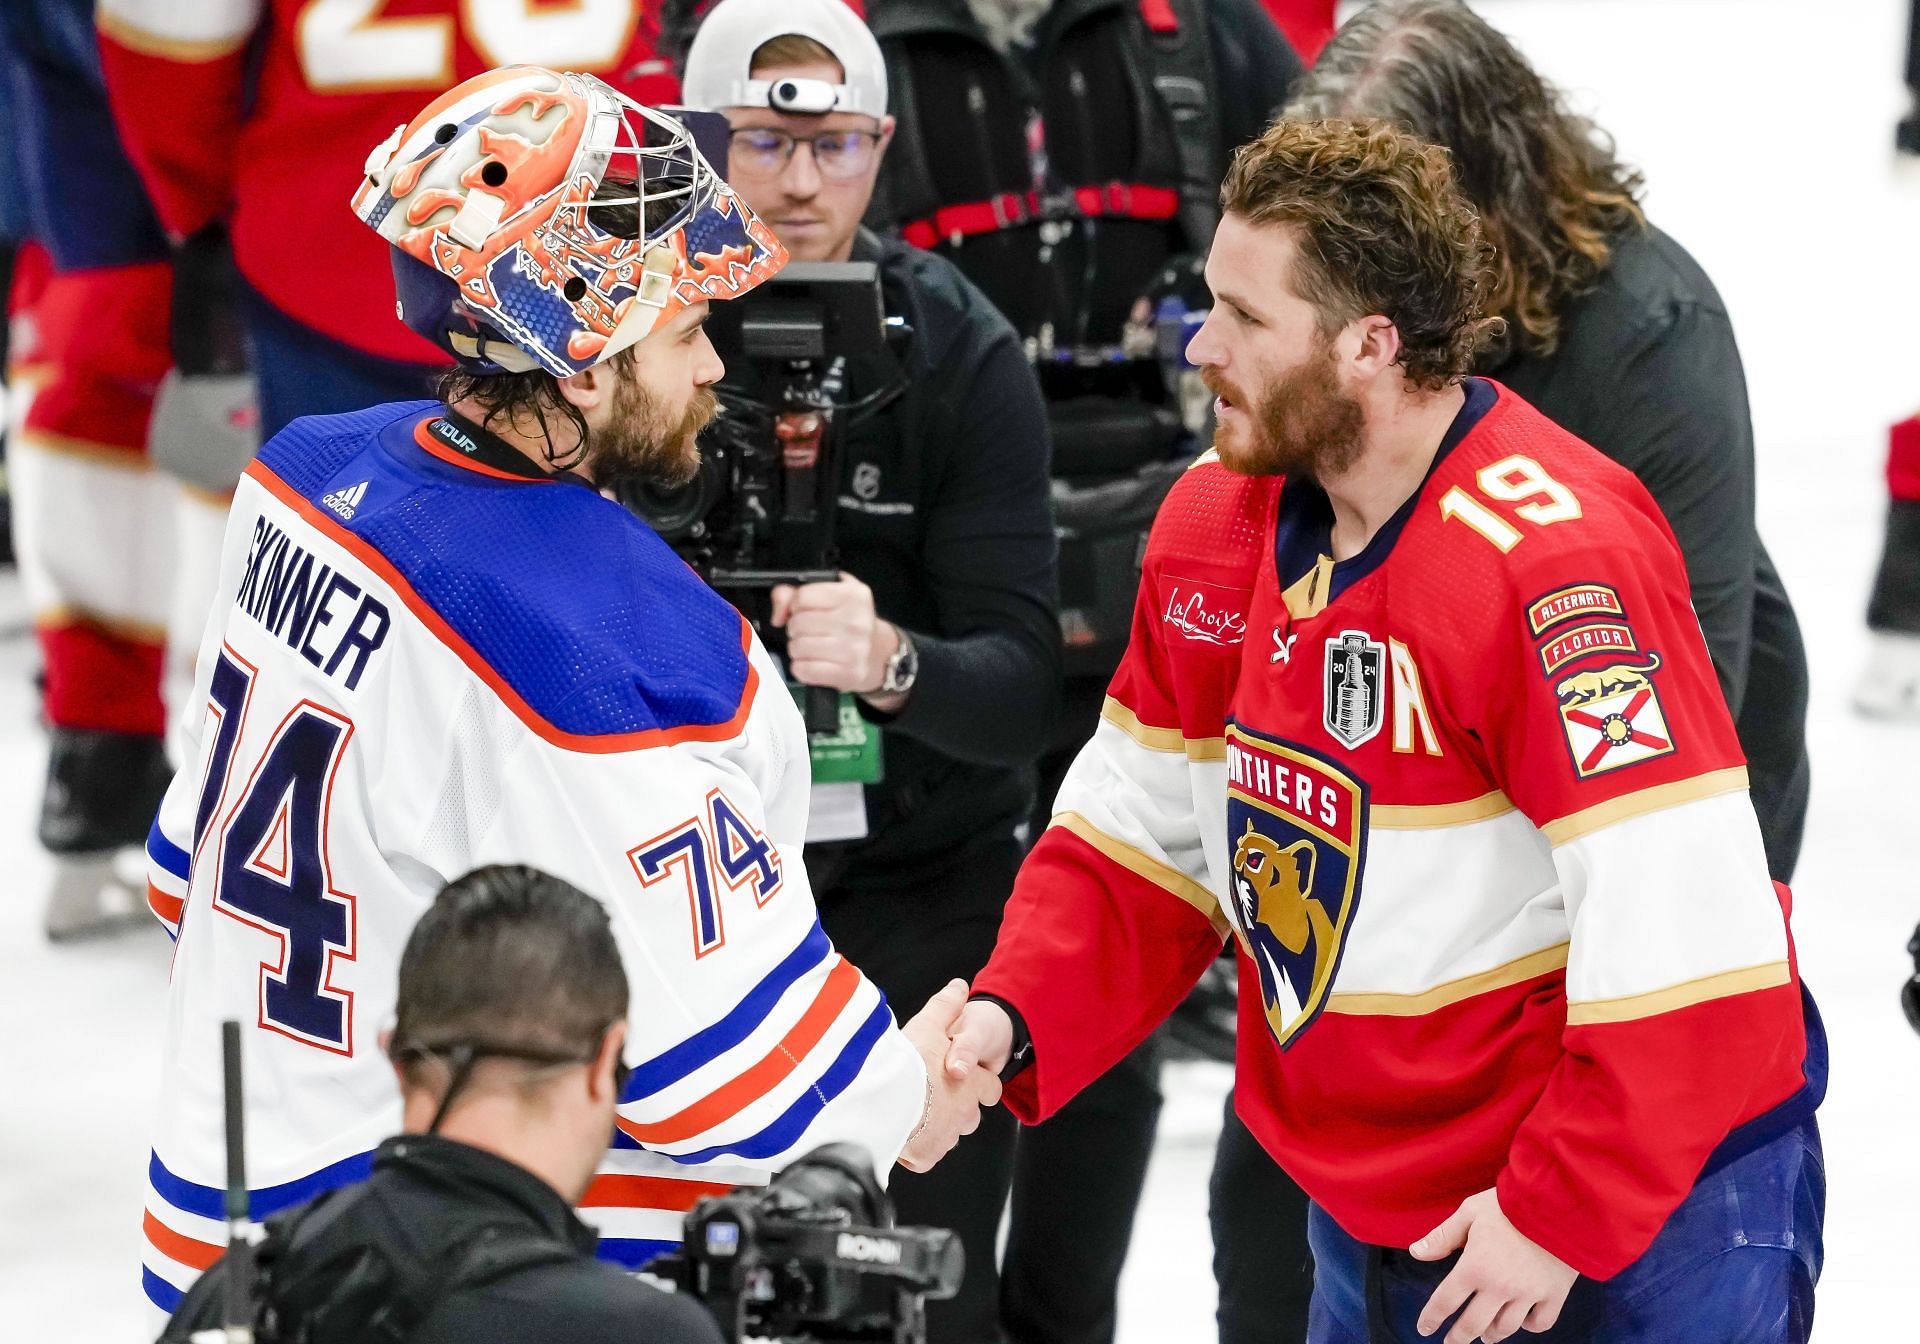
727, 127, 882, 181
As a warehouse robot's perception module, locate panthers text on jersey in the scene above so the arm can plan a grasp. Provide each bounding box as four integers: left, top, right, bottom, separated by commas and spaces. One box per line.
975, 378, 1821, 1279
96, 0, 678, 363
140, 402, 924, 1314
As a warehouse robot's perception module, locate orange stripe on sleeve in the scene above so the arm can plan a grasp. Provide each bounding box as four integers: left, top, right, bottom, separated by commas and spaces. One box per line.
615, 957, 862, 1147
147, 882, 185, 927
579, 1174, 735, 1211
144, 1211, 224, 1271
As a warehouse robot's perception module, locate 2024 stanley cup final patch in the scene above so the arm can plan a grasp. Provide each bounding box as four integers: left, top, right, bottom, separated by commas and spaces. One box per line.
1323, 629, 1385, 748
1553, 652, 1674, 777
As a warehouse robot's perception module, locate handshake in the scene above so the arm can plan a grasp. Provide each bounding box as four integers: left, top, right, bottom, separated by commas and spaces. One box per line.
897, 979, 1020, 1173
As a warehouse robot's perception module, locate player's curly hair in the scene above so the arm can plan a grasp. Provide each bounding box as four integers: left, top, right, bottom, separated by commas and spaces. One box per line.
1285, 0, 1646, 360
1220, 117, 1502, 390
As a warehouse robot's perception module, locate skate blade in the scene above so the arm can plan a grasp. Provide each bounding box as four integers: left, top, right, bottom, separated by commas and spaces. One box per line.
44, 854, 153, 943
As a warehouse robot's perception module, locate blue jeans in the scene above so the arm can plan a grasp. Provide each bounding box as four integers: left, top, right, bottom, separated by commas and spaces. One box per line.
243, 286, 441, 441
1306, 1119, 1824, 1344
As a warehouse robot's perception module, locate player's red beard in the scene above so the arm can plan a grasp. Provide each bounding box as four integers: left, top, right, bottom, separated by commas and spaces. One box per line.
1203, 340, 1364, 482
590, 377, 720, 492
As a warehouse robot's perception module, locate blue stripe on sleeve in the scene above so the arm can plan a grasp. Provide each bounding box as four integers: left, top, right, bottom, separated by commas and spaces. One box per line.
622, 922, 833, 1102
142, 1266, 184, 1313
148, 1148, 374, 1221
663, 999, 893, 1166
596, 1237, 680, 1270
146, 816, 190, 883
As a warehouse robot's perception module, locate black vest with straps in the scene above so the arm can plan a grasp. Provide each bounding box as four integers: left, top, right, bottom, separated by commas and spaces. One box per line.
868, 0, 1219, 345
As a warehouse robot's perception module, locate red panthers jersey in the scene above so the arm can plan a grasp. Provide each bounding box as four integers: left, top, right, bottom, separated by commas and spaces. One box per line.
98, 0, 678, 364
977, 379, 1816, 1279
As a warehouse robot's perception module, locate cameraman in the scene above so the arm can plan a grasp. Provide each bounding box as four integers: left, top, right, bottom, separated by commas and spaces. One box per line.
159, 865, 725, 1344
681, 3, 1060, 1338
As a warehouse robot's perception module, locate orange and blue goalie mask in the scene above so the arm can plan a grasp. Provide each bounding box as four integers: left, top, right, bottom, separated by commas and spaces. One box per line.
353, 65, 787, 377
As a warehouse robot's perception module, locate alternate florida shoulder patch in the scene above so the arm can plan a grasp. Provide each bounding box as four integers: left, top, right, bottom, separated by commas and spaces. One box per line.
1538, 621, 1640, 678
1225, 724, 1368, 1049
1554, 653, 1674, 777
1528, 583, 1625, 635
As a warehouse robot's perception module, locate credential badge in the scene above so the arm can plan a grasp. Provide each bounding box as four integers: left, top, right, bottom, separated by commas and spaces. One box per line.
1323, 630, 1385, 748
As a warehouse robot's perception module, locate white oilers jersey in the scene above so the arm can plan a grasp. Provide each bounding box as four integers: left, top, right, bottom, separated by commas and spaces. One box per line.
139, 403, 924, 1314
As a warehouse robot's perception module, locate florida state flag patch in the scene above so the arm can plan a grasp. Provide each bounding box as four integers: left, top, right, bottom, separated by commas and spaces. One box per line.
1553, 653, 1675, 777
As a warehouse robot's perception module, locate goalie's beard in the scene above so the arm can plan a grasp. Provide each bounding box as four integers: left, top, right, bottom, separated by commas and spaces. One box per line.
591, 378, 720, 494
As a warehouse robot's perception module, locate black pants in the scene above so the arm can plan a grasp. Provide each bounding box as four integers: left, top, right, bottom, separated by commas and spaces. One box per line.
997, 678, 1167, 1344
1001, 1035, 1165, 1344
1209, 1095, 1314, 1344
815, 834, 1024, 1344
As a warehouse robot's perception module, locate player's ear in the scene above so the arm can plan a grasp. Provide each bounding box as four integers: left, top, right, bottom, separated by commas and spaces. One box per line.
590, 1021, 629, 1104
554, 363, 609, 416
1347, 314, 1402, 381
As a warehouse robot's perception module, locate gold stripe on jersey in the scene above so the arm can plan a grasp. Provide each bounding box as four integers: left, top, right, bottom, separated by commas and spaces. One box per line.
32, 604, 169, 645
1540, 767, 1750, 846
1051, 810, 1231, 938
15, 428, 153, 471
1565, 960, 1791, 1026
1101, 697, 1227, 762
1280, 554, 1336, 620
1325, 942, 1570, 1016
1370, 791, 1515, 830
96, 10, 253, 62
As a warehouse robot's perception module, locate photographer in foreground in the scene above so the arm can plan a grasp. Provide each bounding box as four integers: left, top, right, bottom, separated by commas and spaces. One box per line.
680, 2, 1060, 1338
159, 865, 725, 1344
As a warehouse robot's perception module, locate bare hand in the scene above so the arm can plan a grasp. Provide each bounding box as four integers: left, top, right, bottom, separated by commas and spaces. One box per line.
1411, 1189, 1578, 1343
943, 998, 1015, 1080
898, 980, 1003, 1173
770, 574, 897, 695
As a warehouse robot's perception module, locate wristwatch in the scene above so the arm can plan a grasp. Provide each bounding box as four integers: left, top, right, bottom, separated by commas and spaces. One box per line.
876, 627, 919, 696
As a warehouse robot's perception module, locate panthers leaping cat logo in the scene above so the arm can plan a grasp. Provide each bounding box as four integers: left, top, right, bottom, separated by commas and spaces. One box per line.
1232, 821, 1338, 1041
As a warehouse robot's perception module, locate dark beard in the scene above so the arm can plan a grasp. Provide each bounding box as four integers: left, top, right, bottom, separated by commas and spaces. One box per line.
589, 379, 719, 493
1203, 344, 1363, 482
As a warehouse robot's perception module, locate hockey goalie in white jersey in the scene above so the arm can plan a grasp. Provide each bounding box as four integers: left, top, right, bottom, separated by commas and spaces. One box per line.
137, 67, 995, 1314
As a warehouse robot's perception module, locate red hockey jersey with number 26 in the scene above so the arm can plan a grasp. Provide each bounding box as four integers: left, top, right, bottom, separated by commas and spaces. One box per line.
976, 379, 1815, 1279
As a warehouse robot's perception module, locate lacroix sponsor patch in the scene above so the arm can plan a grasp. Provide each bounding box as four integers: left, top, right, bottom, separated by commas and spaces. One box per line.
1527, 583, 1625, 635
1161, 576, 1249, 647
1538, 621, 1639, 677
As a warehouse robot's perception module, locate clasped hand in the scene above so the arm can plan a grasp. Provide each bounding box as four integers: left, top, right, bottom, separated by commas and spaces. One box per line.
898, 980, 1004, 1172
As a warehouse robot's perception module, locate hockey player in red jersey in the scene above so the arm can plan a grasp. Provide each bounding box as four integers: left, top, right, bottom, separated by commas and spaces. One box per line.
95, 0, 680, 437
941, 119, 1825, 1343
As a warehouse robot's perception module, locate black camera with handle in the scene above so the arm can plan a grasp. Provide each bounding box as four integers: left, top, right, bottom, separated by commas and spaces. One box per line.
617, 261, 905, 734
653, 1143, 964, 1344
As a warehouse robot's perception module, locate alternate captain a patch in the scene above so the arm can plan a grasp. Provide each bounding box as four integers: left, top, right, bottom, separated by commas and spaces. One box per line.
1554, 652, 1674, 777
1225, 724, 1369, 1049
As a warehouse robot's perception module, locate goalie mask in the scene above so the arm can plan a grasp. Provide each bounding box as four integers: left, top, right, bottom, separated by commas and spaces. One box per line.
353, 65, 787, 377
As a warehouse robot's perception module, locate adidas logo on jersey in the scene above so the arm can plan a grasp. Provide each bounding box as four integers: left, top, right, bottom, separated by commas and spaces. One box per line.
323, 481, 369, 520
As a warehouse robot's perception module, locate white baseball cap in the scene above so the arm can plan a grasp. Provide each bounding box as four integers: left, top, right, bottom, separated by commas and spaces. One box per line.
681, 0, 890, 119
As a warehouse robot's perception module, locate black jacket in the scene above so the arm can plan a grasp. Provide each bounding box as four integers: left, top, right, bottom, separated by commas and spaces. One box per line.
726, 231, 1060, 884
1491, 224, 1810, 879
158, 1135, 722, 1344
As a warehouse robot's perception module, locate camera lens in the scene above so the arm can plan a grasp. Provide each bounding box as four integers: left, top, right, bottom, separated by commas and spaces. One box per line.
618, 451, 724, 542
776, 81, 798, 103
